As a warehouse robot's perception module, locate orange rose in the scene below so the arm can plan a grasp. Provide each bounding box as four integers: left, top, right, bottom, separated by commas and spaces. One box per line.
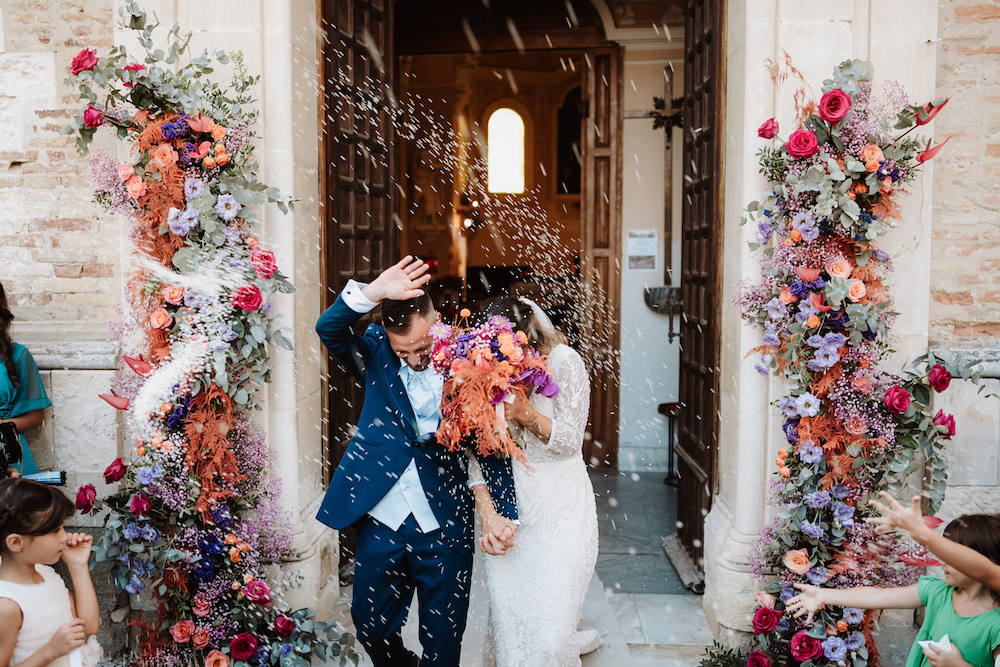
211, 125, 227, 141
230, 547, 242, 562
824, 256, 852, 281
169, 620, 194, 643
205, 650, 230, 667
214, 144, 226, 155
216, 154, 230, 166
774, 457, 785, 467
789, 230, 802, 242
152, 143, 178, 170
126, 175, 147, 199
837, 620, 849, 633
865, 160, 880, 173
783, 548, 811, 574
847, 279, 867, 303
779, 466, 791, 478
880, 177, 893, 194
805, 315, 820, 329
149, 307, 173, 330
862, 143, 885, 164
777, 448, 788, 459
514, 331, 528, 345
225, 534, 238, 545
779, 287, 798, 305
118, 163, 134, 181
163, 285, 185, 305
203, 156, 216, 169
193, 628, 210, 650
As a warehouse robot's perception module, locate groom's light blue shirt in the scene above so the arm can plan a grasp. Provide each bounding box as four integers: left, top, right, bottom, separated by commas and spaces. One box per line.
341, 280, 441, 533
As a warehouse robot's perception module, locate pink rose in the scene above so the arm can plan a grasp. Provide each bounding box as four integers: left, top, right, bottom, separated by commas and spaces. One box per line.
243, 579, 272, 603
205, 650, 229, 667
70, 48, 98, 75
192, 627, 210, 650
83, 104, 104, 129
229, 633, 258, 661
126, 175, 147, 200
169, 620, 195, 643
163, 285, 185, 306
75, 484, 96, 513
118, 163, 135, 182
756, 591, 776, 609
758, 118, 779, 139
232, 284, 263, 311
748, 651, 772, 667
929, 364, 951, 392
783, 548, 811, 575
884, 385, 911, 414
787, 129, 819, 158
790, 630, 824, 661
818, 89, 852, 124
192, 593, 211, 617
825, 256, 853, 281
130, 492, 151, 516
104, 456, 127, 483
847, 279, 867, 303
251, 248, 278, 278
934, 409, 956, 440
274, 613, 295, 637
122, 63, 145, 87
149, 307, 173, 330
752, 607, 783, 633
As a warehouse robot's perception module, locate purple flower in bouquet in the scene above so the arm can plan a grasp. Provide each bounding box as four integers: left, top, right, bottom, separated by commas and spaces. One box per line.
779, 584, 796, 602
184, 177, 205, 199
843, 607, 865, 624
807, 566, 829, 584
184, 289, 210, 309
488, 315, 513, 332
192, 559, 216, 581
801, 520, 825, 541
783, 419, 800, 444
792, 212, 820, 242
429, 322, 452, 340
810, 346, 841, 369
795, 392, 821, 417
833, 502, 855, 526
216, 323, 239, 342
212, 504, 234, 528
755, 362, 769, 376
830, 484, 851, 500
757, 219, 774, 244
873, 248, 891, 262
215, 193, 242, 221
517, 366, 560, 398
280, 644, 294, 656
779, 396, 799, 418
254, 646, 271, 664
845, 634, 865, 650
123, 521, 141, 540
775, 618, 790, 632
762, 322, 781, 347
765, 297, 787, 320
199, 534, 226, 555
124, 574, 145, 594
823, 636, 847, 661
140, 524, 159, 542
137, 466, 156, 485
799, 441, 823, 464
803, 491, 831, 509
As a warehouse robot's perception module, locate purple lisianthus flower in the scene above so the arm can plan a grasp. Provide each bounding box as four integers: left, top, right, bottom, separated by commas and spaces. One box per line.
137, 467, 155, 485
775, 618, 790, 632
762, 332, 781, 347
803, 490, 831, 509
780, 584, 797, 602
211, 505, 234, 528
807, 566, 829, 584
184, 289, 209, 309
833, 502, 855, 526
792, 211, 820, 242
799, 441, 823, 464
123, 521, 141, 540
765, 297, 787, 320
807, 335, 827, 348
222, 225, 243, 245
813, 346, 840, 367
823, 332, 846, 348
280, 644, 294, 656
167, 207, 190, 236
779, 397, 799, 418
823, 636, 847, 661
845, 633, 865, 650
801, 520, 825, 541
214, 193, 242, 221
843, 607, 864, 624
124, 574, 145, 594
261, 302, 272, 317
783, 419, 801, 444
184, 177, 205, 199
139, 524, 159, 542
830, 484, 850, 500
217, 323, 239, 342
229, 258, 251, 270
254, 646, 270, 664
151, 464, 163, 479
757, 219, 774, 244
873, 248, 891, 262
755, 362, 769, 376
795, 392, 821, 418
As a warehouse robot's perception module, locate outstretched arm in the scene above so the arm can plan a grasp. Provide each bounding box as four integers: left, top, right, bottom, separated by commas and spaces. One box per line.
869, 493, 1000, 594
786, 582, 921, 624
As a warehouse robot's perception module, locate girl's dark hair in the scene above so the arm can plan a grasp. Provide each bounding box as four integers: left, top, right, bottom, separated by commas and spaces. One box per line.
0, 282, 19, 389
944, 514, 1000, 604
0, 478, 74, 552
476, 296, 566, 355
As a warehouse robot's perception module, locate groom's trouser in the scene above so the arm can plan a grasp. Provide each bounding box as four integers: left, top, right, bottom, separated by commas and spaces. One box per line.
353, 514, 472, 667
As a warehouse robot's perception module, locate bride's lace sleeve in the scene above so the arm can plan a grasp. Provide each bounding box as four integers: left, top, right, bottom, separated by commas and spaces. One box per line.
467, 449, 486, 487
544, 347, 591, 456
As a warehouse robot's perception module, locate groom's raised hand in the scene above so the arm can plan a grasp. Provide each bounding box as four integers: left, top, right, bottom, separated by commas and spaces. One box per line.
361, 255, 431, 303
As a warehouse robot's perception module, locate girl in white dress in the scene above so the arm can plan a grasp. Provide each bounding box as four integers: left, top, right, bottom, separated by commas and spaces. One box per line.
0, 478, 101, 667
469, 296, 601, 667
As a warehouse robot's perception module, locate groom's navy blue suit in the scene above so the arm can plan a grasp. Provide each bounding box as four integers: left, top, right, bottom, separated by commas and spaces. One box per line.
315, 291, 517, 666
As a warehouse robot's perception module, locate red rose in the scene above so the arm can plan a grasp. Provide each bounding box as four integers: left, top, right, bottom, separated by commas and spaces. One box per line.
928, 364, 951, 392
884, 385, 911, 414
82, 105, 104, 129
130, 492, 151, 516
752, 607, 783, 633
748, 651, 772, 667
790, 630, 824, 661
243, 579, 272, 604
229, 633, 258, 661
104, 456, 127, 483
274, 614, 295, 637
758, 118, 779, 139
933, 409, 956, 440
232, 285, 263, 311
787, 129, 819, 158
122, 63, 146, 88
70, 48, 98, 75
251, 248, 278, 278
76, 484, 96, 513
818, 89, 852, 124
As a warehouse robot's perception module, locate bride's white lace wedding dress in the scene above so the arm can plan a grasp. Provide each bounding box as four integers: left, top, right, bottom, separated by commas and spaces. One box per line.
470, 343, 600, 667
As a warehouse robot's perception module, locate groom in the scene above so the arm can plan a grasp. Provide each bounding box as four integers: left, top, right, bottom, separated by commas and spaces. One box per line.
315, 256, 518, 667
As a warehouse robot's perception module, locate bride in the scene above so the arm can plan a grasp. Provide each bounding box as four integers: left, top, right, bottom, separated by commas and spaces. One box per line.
468, 296, 601, 667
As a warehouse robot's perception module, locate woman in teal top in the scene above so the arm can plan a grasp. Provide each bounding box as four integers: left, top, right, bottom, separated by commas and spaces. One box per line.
787, 513, 1000, 667
0, 283, 51, 477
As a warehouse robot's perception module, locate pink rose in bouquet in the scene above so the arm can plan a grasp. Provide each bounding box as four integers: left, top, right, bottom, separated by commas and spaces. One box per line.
251, 248, 278, 278
130, 492, 151, 516
929, 364, 951, 392
75, 484, 96, 513
787, 129, 819, 158
82, 105, 104, 129
275, 613, 296, 637
103, 456, 127, 483
933, 409, 956, 439
818, 88, 852, 123
70, 48, 98, 75
229, 633, 258, 661
232, 284, 263, 311
243, 579, 272, 603
205, 650, 229, 667
884, 385, 911, 414
169, 620, 194, 643
752, 607, 782, 633
747, 651, 772, 667
783, 548, 811, 574
758, 118, 779, 139
790, 630, 824, 661
122, 63, 145, 87
192, 627, 210, 650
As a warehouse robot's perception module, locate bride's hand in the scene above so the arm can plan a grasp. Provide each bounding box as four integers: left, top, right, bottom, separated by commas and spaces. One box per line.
504, 396, 530, 425
479, 512, 517, 556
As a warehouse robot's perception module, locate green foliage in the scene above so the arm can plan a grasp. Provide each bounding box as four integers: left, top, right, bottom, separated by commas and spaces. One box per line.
700, 641, 748, 667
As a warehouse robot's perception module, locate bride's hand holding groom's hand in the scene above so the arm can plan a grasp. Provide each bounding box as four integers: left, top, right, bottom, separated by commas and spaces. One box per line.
478, 510, 518, 557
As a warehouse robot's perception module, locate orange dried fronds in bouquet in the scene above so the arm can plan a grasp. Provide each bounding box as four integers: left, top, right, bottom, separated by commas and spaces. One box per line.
184, 385, 244, 522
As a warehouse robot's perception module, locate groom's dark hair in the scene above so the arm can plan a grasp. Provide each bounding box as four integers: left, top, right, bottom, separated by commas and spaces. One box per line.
381, 293, 434, 334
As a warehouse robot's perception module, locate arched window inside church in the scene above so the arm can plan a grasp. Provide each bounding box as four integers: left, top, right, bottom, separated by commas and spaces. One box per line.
556, 86, 582, 195
487, 108, 525, 194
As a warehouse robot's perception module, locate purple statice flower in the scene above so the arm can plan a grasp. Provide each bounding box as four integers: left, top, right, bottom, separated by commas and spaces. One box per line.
779, 397, 799, 418
845, 633, 865, 650
184, 177, 205, 199
762, 321, 781, 347
801, 520, 825, 540
843, 607, 865, 624
776, 618, 790, 632
215, 193, 242, 221
803, 491, 831, 509
830, 484, 851, 500
222, 225, 243, 245
833, 502, 856, 527
823, 636, 847, 661
124, 575, 145, 594
795, 392, 821, 417
807, 565, 829, 584
799, 441, 823, 464
765, 297, 787, 320
123, 522, 141, 540
783, 419, 801, 445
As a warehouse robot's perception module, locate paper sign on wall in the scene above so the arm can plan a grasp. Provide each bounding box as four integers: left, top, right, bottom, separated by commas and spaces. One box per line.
627, 229, 657, 270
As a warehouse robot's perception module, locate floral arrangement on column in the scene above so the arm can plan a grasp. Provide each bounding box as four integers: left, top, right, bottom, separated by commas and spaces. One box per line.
64, 4, 357, 666
735, 58, 989, 666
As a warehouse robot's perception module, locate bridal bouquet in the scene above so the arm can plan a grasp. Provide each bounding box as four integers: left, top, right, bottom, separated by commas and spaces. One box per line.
429, 310, 559, 459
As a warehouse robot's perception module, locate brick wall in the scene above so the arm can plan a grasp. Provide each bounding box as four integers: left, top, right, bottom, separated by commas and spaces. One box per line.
931, 0, 1000, 344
